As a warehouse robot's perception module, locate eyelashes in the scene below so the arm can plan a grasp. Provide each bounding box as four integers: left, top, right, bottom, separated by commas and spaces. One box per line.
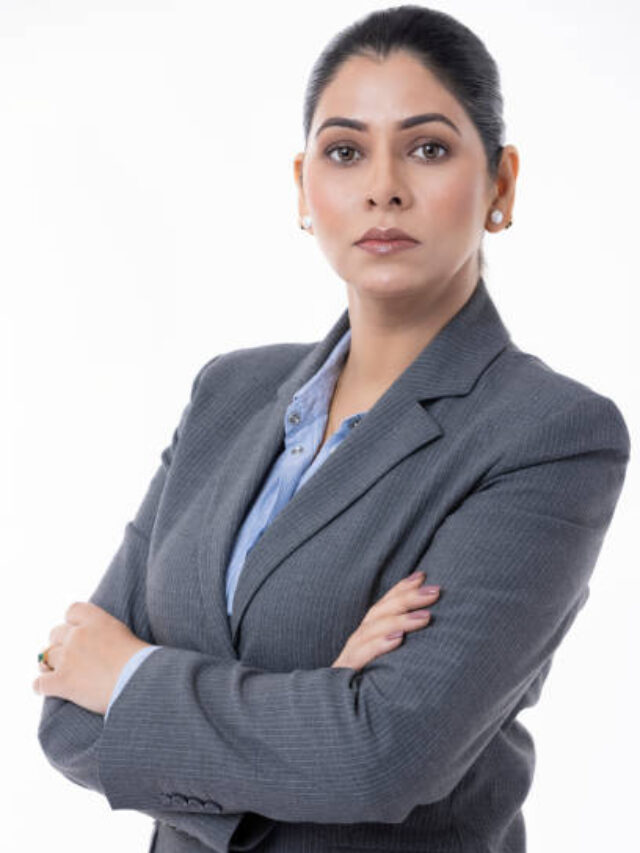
324, 140, 450, 167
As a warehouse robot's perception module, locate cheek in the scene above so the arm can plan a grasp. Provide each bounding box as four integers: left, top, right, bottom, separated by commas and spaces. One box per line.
427, 171, 486, 230
306, 171, 352, 225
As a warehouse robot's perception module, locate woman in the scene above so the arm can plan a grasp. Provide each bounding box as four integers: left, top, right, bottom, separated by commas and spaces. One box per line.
35, 6, 630, 852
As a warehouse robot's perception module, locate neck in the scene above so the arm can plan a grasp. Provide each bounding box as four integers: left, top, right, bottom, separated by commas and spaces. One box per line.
341, 263, 479, 395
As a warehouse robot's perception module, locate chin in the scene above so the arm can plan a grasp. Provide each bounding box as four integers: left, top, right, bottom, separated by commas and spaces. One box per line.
348, 272, 428, 298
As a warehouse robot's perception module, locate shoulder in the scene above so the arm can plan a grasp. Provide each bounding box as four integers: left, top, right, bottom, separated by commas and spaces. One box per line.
479, 341, 631, 465
189, 340, 314, 401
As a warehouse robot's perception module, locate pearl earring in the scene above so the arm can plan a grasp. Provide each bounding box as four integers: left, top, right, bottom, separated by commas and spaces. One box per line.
301, 215, 312, 230
490, 209, 504, 225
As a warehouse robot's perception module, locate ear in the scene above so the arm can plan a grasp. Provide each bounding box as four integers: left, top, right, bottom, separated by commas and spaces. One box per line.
293, 151, 309, 226
485, 144, 519, 232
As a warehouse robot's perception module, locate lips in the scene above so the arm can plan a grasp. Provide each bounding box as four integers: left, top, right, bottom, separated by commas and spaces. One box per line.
355, 226, 418, 244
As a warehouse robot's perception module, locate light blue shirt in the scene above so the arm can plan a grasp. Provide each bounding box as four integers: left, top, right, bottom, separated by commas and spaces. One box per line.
105, 326, 366, 720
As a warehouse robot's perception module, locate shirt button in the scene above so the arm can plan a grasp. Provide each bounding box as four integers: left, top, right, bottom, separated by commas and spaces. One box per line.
291, 445, 304, 455
288, 412, 301, 425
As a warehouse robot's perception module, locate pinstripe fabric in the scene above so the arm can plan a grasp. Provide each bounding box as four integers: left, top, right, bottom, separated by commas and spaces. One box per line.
104, 327, 367, 721
36, 277, 631, 852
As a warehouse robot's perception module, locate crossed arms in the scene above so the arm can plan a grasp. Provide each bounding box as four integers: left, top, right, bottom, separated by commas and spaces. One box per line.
37, 373, 631, 846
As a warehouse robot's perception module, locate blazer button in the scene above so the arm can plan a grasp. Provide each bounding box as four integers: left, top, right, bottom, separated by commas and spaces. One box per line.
186, 797, 204, 810
171, 795, 188, 807
203, 801, 222, 813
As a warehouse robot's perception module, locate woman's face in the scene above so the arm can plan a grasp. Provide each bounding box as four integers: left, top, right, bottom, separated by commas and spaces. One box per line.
295, 50, 511, 302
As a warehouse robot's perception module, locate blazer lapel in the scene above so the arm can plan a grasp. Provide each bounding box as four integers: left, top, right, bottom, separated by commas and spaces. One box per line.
198, 278, 512, 653
197, 307, 354, 657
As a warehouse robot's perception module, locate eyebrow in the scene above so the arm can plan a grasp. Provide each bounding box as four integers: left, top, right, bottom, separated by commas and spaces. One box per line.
315, 112, 461, 138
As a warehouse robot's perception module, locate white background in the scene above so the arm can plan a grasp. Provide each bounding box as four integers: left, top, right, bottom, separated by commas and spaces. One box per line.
3, 1, 638, 850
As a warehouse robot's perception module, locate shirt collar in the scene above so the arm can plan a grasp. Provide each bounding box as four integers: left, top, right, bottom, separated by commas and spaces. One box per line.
285, 327, 352, 428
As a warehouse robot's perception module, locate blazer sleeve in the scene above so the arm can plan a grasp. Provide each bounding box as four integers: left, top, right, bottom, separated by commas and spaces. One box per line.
104, 645, 162, 721
35, 355, 261, 849
95, 393, 631, 825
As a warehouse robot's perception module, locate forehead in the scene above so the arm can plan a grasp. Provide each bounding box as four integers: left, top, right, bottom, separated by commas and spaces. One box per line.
312, 50, 468, 131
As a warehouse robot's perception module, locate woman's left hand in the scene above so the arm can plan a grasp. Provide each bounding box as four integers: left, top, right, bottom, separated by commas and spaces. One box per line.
33, 601, 153, 716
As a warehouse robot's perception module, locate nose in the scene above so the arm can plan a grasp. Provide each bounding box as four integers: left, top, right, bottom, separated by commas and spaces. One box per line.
368, 193, 403, 209
365, 153, 408, 210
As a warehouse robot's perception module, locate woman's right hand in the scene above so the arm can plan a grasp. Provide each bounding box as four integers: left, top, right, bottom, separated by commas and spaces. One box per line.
331, 571, 440, 671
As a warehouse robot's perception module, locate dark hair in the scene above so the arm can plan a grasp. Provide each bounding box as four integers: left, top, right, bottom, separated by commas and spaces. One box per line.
302, 4, 507, 276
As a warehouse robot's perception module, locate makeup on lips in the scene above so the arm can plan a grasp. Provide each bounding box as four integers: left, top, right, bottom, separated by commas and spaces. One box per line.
354, 226, 421, 255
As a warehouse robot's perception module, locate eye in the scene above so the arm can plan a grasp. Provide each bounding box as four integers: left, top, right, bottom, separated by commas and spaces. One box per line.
323, 139, 450, 167
411, 140, 449, 161
324, 144, 362, 166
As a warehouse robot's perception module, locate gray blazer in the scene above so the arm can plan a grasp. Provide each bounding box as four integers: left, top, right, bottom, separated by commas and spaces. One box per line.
37, 278, 631, 853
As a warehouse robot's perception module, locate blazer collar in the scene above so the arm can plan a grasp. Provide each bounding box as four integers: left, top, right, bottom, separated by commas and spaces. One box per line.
198, 276, 512, 653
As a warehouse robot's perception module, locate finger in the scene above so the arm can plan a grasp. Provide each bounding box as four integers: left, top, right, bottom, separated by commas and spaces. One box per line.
65, 600, 96, 625
402, 608, 433, 626
347, 621, 416, 670
359, 604, 433, 649
371, 572, 425, 616
33, 670, 63, 698
388, 582, 440, 616
396, 571, 426, 591
338, 632, 403, 671
380, 572, 425, 601
48, 623, 69, 645
372, 578, 439, 620
402, 570, 426, 585
407, 582, 441, 611
344, 595, 435, 670
39, 644, 62, 670
348, 613, 431, 671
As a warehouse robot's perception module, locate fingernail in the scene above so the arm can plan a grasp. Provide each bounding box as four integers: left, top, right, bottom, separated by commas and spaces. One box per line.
386, 630, 404, 639
418, 585, 440, 595
408, 609, 431, 619
406, 571, 425, 582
